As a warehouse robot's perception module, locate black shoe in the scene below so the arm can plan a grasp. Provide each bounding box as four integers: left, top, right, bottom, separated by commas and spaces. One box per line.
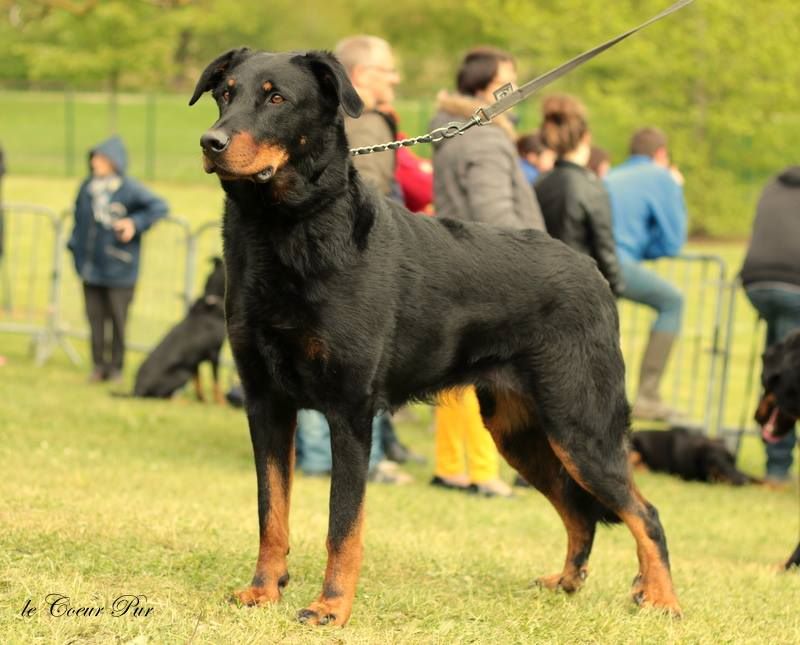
429, 475, 471, 492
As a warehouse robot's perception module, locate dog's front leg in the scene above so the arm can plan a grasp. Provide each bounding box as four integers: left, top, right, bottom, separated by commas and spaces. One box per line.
298, 413, 372, 627
233, 389, 297, 607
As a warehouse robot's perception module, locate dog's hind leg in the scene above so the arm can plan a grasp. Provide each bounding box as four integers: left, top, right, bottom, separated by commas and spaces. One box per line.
297, 410, 373, 627
232, 375, 297, 608
476, 386, 597, 593
543, 398, 681, 615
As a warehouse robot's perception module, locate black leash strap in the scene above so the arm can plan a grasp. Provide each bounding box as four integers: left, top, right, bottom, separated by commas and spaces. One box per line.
350, 0, 694, 156
477, 0, 695, 124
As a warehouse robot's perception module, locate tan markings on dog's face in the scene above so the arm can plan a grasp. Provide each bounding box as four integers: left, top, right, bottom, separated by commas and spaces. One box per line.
214, 131, 289, 177
227, 77, 236, 87
262, 81, 273, 92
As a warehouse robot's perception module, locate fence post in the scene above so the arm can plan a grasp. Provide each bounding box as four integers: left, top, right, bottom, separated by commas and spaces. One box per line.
145, 93, 157, 181
64, 89, 76, 176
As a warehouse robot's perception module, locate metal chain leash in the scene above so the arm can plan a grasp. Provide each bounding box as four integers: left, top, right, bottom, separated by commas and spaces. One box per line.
349, 114, 485, 156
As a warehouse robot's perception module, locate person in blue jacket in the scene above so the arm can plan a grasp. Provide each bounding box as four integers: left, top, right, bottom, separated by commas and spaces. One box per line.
68, 136, 168, 382
605, 127, 687, 420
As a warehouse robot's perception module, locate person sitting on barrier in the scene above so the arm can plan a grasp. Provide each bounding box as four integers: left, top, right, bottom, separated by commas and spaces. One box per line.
740, 164, 800, 484
67, 136, 168, 383
533, 94, 624, 296
604, 127, 687, 421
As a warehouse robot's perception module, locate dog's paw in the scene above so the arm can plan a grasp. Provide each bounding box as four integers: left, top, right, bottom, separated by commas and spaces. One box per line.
297, 599, 350, 627
630, 574, 682, 617
534, 568, 587, 594
231, 585, 282, 607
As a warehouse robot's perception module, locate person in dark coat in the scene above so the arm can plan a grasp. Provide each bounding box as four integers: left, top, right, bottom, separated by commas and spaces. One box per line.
533, 94, 624, 296
68, 136, 168, 382
429, 47, 544, 231
740, 165, 800, 483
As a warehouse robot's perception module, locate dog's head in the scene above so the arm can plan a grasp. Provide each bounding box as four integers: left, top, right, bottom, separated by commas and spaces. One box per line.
755, 330, 800, 443
189, 48, 363, 184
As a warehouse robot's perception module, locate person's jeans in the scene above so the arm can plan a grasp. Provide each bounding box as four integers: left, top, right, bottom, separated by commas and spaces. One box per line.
295, 410, 384, 475
745, 285, 800, 479
619, 260, 683, 334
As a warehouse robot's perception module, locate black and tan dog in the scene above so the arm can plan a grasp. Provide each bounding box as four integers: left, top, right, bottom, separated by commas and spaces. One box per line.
755, 329, 800, 569
189, 48, 681, 625
630, 426, 756, 485
132, 257, 226, 401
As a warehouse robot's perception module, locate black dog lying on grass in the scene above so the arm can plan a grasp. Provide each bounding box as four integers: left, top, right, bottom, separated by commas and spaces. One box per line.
132, 258, 226, 401
630, 426, 757, 485
189, 47, 681, 626
754, 329, 800, 570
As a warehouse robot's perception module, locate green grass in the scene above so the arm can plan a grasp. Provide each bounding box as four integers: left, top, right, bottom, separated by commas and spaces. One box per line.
1, 332, 800, 644
1, 174, 799, 640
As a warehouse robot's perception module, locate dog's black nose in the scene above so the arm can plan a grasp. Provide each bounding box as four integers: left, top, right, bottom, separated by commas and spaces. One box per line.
201, 129, 230, 155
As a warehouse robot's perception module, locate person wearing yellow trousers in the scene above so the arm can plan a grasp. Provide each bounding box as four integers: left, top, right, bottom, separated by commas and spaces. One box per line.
431, 387, 513, 497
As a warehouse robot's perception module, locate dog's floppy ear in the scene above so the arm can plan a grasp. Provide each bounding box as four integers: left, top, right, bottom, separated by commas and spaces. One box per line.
189, 48, 252, 106
302, 50, 364, 118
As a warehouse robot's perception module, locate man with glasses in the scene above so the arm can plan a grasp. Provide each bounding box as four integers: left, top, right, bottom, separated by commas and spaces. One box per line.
333, 35, 401, 198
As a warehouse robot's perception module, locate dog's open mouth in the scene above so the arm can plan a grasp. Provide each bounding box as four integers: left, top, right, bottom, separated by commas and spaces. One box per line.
757, 394, 798, 443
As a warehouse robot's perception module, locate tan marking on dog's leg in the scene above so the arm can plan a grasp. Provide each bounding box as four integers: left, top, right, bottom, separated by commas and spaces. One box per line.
299, 505, 364, 627
234, 456, 294, 606
193, 371, 205, 402
549, 441, 681, 615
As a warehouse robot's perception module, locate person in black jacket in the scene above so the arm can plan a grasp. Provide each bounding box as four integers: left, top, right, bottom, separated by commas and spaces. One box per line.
740, 165, 800, 483
534, 95, 624, 296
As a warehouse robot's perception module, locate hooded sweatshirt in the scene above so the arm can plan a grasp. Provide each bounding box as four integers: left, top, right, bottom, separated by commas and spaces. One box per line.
68, 136, 168, 288
740, 166, 800, 288
429, 92, 544, 231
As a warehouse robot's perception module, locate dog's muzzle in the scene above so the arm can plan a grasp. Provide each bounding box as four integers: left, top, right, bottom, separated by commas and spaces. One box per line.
200, 129, 283, 183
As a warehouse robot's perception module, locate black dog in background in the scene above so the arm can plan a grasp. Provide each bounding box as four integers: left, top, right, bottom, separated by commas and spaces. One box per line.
132, 257, 226, 401
189, 48, 681, 626
630, 427, 756, 485
754, 329, 800, 569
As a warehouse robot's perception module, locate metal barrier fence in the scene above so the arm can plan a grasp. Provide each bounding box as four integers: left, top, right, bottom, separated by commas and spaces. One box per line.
618, 254, 733, 437
0, 204, 228, 368
2, 203, 761, 440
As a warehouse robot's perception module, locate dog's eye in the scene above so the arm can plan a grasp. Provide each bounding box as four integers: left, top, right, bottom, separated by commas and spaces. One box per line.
269, 93, 285, 105
221, 90, 230, 104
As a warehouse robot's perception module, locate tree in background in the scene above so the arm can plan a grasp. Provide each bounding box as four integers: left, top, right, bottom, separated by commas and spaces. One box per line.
2, 0, 799, 235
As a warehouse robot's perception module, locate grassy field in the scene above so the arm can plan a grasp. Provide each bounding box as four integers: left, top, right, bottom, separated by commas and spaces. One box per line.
2, 330, 800, 644
2, 176, 800, 642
